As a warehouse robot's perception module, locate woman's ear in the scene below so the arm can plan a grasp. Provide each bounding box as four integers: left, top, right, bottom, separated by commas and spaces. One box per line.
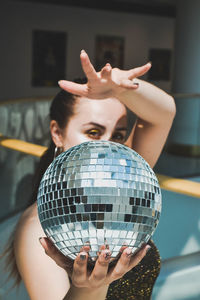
50, 120, 64, 148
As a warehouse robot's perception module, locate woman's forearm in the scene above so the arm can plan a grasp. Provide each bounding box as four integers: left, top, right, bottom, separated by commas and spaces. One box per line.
117, 79, 176, 168
116, 79, 176, 125
63, 284, 109, 300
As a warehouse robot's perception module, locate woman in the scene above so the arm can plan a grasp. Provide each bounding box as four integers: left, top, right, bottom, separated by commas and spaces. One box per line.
12, 50, 175, 300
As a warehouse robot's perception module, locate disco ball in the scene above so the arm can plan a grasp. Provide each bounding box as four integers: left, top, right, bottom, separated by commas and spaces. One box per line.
37, 141, 161, 261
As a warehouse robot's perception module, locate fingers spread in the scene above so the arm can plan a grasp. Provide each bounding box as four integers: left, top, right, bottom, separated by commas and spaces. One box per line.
129, 244, 150, 270
80, 50, 98, 81
72, 251, 88, 287
39, 237, 62, 259
108, 248, 132, 281
120, 79, 139, 89
89, 250, 111, 287
39, 237, 73, 272
100, 64, 112, 79
128, 63, 151, 80
58, 80, 88, 97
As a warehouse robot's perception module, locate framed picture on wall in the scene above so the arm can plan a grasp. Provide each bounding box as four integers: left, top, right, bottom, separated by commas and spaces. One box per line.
147, 48, 172, 81
95, 35, 124, 71
32, 30, 67, 87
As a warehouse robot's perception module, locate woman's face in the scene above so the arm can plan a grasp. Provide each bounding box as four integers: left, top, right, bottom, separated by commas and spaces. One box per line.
59, 97, 127, 151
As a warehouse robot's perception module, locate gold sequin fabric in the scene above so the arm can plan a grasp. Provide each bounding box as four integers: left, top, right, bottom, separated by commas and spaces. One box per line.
106, 240, 161, 300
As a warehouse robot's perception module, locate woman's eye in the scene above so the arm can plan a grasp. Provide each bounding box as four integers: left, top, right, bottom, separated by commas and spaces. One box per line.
112, 132, 125, 142
86, 129, 101, 139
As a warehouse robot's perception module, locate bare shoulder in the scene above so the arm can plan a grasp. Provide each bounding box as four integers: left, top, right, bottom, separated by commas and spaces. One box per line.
14, 203, 69, 300
15, 203, 44, 242
14, 203, 47, 278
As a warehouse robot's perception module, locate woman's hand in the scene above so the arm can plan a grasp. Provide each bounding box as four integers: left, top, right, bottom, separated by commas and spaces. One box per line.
58, 50, 151, 99
39, 237, 150, 289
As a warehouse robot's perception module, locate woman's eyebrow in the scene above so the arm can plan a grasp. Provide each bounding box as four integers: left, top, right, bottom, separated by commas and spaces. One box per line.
82, 122, 105, 130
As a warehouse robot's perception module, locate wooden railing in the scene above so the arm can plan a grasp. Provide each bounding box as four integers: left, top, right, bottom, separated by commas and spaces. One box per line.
0, 133, 46, 157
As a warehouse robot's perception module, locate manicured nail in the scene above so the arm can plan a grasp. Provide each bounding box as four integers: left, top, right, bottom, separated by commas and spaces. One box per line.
126, 248, 132, 257
80, 254, 86, 260
146, 245, 151, 253
104, 251, 111, 260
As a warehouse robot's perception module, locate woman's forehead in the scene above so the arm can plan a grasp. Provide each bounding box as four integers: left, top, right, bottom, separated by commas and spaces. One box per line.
74, 97, 127, 118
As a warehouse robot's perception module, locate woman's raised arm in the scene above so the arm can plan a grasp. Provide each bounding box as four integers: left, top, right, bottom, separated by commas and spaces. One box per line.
119, 78, 176, 168
58, 50, 176, 168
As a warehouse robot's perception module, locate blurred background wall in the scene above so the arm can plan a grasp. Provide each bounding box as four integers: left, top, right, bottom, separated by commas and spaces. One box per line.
0, 0, 174, 101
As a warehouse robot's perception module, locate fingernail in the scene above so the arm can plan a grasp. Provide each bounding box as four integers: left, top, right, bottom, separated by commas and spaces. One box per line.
146, 245, 151, 253
148, 61, 152, 65
104, 251, 111, 260
81, 49, 86, 54
126, 248, 132, 257
80, 254, 86, 260
39, 237, 43, 243
134, 82, 139, 86
58, 80, 62, 85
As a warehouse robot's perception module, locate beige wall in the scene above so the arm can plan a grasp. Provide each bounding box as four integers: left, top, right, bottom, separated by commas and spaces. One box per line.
0, 0, 175, 101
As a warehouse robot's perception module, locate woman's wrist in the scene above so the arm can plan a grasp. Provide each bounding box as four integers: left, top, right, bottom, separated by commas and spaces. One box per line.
111, 77, 140, 100
115, 79, 175, 125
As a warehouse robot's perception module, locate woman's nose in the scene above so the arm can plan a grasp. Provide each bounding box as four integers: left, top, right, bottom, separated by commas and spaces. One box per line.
100, 133, 112, 141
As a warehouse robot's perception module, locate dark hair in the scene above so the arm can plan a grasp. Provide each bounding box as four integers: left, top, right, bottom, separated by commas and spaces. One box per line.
29, 89, 78, 207
2, 88, 79, 287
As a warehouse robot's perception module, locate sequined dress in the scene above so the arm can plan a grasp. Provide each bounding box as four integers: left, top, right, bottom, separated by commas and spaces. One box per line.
106, 240, 160, 300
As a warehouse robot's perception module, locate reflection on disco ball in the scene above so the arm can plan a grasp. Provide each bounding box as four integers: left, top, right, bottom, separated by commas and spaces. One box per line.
37, 141, 161, 261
